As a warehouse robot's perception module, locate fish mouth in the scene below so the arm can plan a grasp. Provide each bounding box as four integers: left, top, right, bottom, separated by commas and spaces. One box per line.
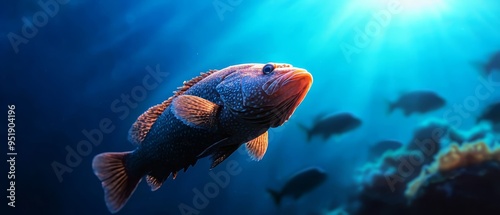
261, 69, 313, 127
262, 69, 313, 96
279, 69, 313, 94
274, 69, 313, 127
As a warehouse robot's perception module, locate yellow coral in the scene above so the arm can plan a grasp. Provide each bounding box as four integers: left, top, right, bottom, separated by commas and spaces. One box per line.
405, 141, 500, 199
439, 144, 461, 171
439, 141, 498, 171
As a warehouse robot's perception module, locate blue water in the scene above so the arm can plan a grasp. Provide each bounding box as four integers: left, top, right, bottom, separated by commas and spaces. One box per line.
2, 0, 500, 214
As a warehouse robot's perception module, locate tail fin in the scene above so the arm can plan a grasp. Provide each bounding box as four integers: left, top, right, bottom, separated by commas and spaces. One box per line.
267, 188, 282, 205
92, 152, 142, 213
297, 123, 312, 142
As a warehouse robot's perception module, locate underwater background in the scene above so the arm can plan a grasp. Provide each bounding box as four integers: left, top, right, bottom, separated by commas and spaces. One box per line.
2, 0, 500, 214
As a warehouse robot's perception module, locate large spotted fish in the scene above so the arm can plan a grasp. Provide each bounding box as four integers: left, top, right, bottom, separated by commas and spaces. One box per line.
92, 63, 313, 213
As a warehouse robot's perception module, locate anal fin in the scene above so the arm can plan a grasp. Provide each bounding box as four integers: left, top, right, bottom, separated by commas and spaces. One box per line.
146, 171, 179, 191
146, 175, 163, 191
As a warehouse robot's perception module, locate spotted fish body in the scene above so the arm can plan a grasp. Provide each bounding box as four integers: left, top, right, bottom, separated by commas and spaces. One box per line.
92, 63, 313, 213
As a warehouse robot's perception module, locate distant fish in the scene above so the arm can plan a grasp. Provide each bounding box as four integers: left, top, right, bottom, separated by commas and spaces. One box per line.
298, 112, 362, 141
448, 129, 467, 144
477, 102, 500, 124
387, 91, 445, 116
267, 167, 327, 205
471, 51, 500, 75
368, 140, 402, 160
92, 63, 313, 213
448, 128, 488, 144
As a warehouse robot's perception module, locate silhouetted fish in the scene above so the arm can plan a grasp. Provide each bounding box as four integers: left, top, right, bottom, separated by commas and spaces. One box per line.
267, 167, 327, 205
92, 63, 313, 213
472, 51, 500, 75
368, 140, 402, 160
448, 127, 488, 145
388, 91, 445, 116
298, 112, 362, 141
477, 102, 500, 124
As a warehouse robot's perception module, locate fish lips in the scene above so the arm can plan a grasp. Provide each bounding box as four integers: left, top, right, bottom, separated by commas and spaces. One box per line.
266, 69, 313, 127
262, 69, 313, 97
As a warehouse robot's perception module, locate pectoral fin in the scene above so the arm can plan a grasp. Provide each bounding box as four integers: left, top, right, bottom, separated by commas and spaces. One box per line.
171, 95, 219, 129
246, 131, 268, 161
198, 137, 230, 158
197, 137, 240, 169
210, 144, 240, 169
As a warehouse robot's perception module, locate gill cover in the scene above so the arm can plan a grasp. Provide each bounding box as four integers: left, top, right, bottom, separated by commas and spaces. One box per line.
216, 70, 245, 112
216, 70, 267, 112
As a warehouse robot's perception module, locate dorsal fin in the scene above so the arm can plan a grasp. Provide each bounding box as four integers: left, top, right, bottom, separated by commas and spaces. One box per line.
128, 69, 218, 145
128, 102, 169, 145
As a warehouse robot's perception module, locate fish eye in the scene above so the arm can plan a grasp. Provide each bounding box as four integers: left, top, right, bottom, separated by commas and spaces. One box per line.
262, 64, 275, 74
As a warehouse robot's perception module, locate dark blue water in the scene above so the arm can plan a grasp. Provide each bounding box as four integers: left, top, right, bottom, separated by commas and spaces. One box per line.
2, 0, 500, 215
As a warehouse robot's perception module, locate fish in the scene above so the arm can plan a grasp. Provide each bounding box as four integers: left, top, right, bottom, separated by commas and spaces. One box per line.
298, 112, 362, 142
267, 167, 327, 205
448, 128, 468, 144
387, 90, 445, 116
471, 51, 500, 75
368, 140, 402, 160
92, 63, 313, 213
448, 127, 488, 145
477, 102, 500, 124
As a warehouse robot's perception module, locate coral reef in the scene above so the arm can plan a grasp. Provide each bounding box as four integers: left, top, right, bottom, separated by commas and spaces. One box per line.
447, 123, 491, 145
357, 149, 424, 203
407, 159, 500, 214
405, 141, 500, 199
359, 120, 448, 192
349, 119, 500, 215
